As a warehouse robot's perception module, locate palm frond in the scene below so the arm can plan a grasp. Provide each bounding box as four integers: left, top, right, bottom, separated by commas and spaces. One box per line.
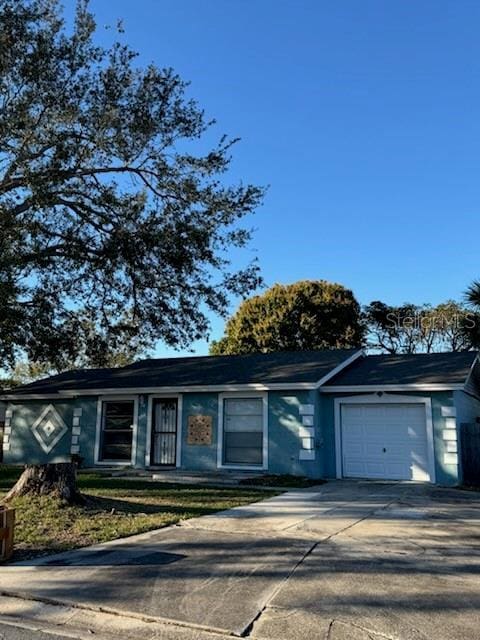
465, 280, 480, 307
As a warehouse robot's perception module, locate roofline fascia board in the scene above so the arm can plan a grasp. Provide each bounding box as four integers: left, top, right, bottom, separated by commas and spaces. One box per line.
314, 349, 364, 388
0, 393, 65, 401
0, 381, 319, 400
320, 383, 465, 393
463, 352, 480, 392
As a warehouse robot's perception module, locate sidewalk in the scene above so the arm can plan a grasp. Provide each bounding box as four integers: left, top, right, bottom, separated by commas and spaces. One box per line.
0, 594, 234, 640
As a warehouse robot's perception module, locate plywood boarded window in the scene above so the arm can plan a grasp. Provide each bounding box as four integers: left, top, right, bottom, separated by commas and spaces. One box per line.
187, 415, 212, 445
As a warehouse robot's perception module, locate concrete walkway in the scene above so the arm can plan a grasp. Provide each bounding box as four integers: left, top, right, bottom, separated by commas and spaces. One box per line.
79, 467, 272, 487
1, 481, 480, 640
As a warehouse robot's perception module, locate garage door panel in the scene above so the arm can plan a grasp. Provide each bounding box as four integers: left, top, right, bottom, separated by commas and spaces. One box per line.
408, 426, 427, 440
411, 462, 430, 482
384, 407, 407, 419
344, 442, 363, 456
364, 423, 385, 438
364, 442, 387, 456
346, 407, 364, 419
341, 403, 430, 482
345, 423, 363, 438
343, 461, 364, 475
364, 461, 386, 476
382, 462, 409, 478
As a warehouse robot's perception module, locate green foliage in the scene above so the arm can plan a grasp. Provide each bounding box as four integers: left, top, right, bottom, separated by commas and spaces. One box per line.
0, 360, 52, 389
463, 282, 480, 349
364, 299, 476, 353
0, 464, 21, 490
466, 280, 480, 308
0, 314, 150, 388
210, 280, 364, 354
0, 0, 263, 369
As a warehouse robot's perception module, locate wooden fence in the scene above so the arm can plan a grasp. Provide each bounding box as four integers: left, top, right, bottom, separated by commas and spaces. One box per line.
460, 422, 480, 486
0, 506, 15, 562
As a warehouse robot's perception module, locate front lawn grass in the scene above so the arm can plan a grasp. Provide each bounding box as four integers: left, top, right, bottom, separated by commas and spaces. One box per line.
0, 466, 277, 562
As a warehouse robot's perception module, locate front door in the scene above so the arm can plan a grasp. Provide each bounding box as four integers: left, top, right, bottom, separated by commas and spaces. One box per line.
151, 399, 178, 466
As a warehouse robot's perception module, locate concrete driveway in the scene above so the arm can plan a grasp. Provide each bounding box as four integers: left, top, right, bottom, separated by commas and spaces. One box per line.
1, 481, 480, 640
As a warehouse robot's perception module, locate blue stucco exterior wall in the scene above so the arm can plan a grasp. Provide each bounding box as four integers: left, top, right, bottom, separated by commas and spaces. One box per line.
319, 391, 459, 486
4, 397, 98, 466
267, 390, 322, 478
177, 390, 322, 477
3, 387, 469, 486
77, 397, 100, 466
318, 393, 337, 479
431, 392, 458, 485
180, 393, 219, 471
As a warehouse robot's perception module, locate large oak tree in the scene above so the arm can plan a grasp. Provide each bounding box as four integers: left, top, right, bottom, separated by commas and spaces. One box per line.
0, 0, 264, 370
210, 280, 364, 355
1, 0, 264, 502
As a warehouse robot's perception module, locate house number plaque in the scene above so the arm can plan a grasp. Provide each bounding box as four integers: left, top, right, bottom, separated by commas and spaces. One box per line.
187, 415, 212, 445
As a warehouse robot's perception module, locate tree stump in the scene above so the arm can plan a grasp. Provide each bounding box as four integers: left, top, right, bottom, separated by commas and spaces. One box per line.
4, 463, 84, 505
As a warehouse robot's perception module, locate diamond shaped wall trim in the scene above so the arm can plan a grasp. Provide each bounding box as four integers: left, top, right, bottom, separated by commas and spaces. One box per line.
31, 404, 68, 454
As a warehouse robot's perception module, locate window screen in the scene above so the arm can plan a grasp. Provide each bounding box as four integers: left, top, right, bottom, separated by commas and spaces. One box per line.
223, 398, 263, 465
100, 401, 134, 461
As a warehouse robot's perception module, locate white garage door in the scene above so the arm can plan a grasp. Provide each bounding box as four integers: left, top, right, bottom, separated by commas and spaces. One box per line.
341, 403, 430, 482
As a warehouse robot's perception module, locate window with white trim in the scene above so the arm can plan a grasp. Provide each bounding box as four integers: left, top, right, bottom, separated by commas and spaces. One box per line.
100, 400, 134, 461
223, 398, 263, 465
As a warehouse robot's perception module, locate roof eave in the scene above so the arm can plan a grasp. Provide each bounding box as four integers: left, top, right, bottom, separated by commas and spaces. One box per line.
314, 349, 365, 388
462, 352, 480, 391
320, 383, 466, 393
0, 380, 320, 400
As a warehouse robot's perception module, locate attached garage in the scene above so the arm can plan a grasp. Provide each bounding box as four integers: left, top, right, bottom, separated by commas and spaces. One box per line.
322, 352, 480, 486
339, 401, 433, 481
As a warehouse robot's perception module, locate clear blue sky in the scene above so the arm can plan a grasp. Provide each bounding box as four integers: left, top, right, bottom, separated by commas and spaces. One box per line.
76, 1, 480, 356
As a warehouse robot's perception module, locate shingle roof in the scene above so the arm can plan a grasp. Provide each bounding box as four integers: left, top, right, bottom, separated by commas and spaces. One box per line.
323, 351, 478, 387
4, 348, 359, 396
3, 349, 477, 397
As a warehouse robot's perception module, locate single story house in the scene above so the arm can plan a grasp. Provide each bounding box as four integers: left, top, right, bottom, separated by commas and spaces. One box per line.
1, 348, 479, 485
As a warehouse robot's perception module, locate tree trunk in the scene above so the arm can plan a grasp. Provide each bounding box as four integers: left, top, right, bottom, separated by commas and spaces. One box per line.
4, 463, 84, 505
